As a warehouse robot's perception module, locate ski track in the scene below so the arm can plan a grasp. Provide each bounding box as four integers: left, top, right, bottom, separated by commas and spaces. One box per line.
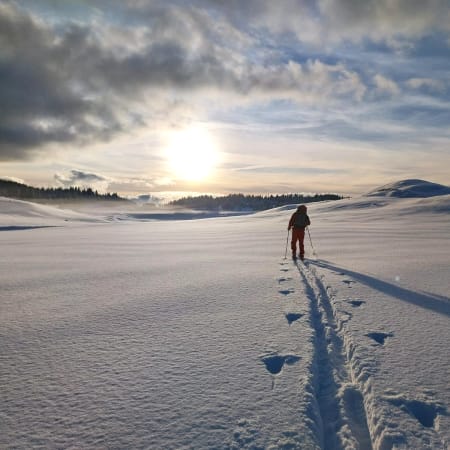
294, 260, 373, 450
276, 258, 448, 450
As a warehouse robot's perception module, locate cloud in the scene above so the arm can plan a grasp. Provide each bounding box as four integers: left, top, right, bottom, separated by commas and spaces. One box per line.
0, 3, 122, 159
53, 170, 175, 195
230, 164, 344, 175
373, 74, 400, 96
406, 77, 447, 93
154, 177, 175, 187
53, 170, 172, 193
245, 60, 366, 102
1, 0, 449, 166
317, 0, 450, 42
189, 0, 450, 46
0, 175, 26, 184
104, 175, 176, 196
0, 1, 368, 161
54, 169, 110, 191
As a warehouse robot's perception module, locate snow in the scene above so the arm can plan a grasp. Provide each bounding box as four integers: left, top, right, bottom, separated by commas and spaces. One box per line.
1, 183, 449, 449
365, 179, 450, 198
0, 197, 106, 229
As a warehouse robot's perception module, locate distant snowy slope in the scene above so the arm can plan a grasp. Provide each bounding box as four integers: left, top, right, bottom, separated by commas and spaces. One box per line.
0, 196, 255, 228
310, 179, 450, 217
0, 197, 103, 228
365, 179, 450, 198
312, 194, 450, 217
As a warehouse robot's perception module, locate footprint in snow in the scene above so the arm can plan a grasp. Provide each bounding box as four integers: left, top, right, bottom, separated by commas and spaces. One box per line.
278, 277, 292, 283
348, 299, 365, 307
285, 313, 304, 325
261, 353, 301, 376
230, 418, 260, 448
342, 279, 355, 287
280, 268, 289, 273
279, 288, 295, 296
385, 394, 447, 429
365, 331, 393, 345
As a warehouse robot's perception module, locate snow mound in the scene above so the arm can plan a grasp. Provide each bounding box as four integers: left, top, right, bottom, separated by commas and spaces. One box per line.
366, 179, 450, 198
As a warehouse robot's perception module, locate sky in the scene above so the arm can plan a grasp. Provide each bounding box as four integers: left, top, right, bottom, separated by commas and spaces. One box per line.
1, 0, 449, 199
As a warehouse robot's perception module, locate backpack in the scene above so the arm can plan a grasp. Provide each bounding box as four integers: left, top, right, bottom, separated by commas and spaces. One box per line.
294, 212, 309, 228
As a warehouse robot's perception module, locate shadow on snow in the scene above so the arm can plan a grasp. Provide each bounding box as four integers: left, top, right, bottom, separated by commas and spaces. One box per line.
310, 260, 450, 318
0, 226, 60, 231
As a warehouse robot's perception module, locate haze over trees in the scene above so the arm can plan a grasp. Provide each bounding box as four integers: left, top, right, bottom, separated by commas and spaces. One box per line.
1, 179, 343, 210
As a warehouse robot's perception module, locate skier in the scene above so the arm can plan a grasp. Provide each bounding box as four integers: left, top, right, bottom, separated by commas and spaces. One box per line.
288, 205, 311, 260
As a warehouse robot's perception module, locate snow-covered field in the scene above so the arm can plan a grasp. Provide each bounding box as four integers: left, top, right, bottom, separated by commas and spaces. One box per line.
1, 180, 449, 449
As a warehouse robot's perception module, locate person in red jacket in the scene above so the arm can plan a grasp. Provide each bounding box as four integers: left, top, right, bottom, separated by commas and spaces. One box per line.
288, 205, 311, 260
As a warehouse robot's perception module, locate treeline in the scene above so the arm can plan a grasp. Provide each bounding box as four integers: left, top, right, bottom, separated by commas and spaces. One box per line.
169, 193, 342, 211
0, 179, 125, 201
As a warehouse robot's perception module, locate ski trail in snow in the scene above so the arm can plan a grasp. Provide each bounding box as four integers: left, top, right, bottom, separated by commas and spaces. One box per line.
301, 261, 449, 449
295, 260, 373, 450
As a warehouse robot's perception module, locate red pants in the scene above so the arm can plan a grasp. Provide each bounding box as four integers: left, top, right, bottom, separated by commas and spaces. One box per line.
291, 228, 305, 256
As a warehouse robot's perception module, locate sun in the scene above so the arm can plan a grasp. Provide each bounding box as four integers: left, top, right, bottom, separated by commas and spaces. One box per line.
165, 126, 219, 181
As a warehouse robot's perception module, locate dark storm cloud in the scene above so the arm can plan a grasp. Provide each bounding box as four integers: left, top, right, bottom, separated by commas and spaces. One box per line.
0, 3, 232, 159
0, 1, 369, 160
0, 3, 123, 159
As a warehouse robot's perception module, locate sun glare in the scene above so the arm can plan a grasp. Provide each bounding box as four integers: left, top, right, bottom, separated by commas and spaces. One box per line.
165, 126, 219, 181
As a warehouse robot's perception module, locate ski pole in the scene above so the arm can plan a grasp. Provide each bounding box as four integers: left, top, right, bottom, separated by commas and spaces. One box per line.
284, 229, 290, 259
306, 227, 317, 258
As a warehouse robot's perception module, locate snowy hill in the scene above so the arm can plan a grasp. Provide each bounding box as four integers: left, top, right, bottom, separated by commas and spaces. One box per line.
310, 179, 450, 216
1, 184, 449, 449
3, 178, 449, 231
365, 179, 450, 198
311, 193, 450, 217
0, 196, 253, 228
0, 196, 104, 229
